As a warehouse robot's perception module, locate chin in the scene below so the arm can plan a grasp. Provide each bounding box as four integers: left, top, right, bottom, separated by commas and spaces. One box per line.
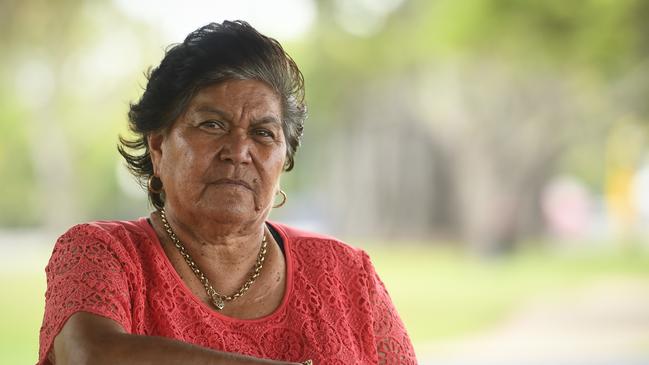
199, 197, 259, 223
210, 209, 254, 224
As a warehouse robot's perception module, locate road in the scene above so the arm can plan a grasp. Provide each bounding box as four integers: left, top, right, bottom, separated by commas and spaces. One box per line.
418, 279, 649, 365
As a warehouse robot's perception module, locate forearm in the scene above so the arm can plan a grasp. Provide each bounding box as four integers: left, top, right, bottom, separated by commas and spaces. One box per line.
56, 332, 298, 365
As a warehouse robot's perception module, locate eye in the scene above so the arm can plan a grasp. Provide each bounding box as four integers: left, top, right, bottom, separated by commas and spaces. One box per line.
252, 128, 275, 139
199, 120, 226, 131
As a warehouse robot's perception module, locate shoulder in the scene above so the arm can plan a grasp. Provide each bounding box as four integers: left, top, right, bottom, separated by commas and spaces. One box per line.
48, 218, 153, 273
269, 222, 370, 272
61, 218, 150, 241
53, 219, 151, 252
268, 221, 338, 241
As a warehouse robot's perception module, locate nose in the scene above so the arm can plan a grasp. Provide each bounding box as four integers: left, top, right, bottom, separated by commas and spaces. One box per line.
218, 129, 252, 165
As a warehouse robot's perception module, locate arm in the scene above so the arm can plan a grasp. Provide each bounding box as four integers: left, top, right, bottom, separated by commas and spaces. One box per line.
361, 252, 418, 364
52, 312, 299, 365
40, 224, 302, 365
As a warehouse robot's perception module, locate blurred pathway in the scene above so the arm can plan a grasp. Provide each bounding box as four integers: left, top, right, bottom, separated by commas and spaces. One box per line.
418, 279, 649, 365
0, 230, 54, 273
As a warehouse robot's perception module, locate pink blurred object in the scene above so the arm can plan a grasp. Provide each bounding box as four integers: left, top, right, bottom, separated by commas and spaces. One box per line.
541, 176, 593, 240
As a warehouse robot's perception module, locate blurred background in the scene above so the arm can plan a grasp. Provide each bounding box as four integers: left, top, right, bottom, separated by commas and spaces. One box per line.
2, 0, 649, 364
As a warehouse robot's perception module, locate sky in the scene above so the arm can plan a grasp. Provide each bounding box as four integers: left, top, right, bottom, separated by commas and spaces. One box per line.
112, 0, 318, 42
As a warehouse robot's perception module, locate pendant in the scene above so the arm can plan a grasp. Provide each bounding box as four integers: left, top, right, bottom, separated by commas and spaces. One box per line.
212, 296, 225, 310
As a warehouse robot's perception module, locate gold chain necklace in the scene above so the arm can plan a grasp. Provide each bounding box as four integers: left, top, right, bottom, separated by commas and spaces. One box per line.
159, 209, 268, 311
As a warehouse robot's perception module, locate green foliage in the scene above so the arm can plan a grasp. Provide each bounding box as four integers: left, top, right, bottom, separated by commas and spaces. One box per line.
302, 0, 649, 98
0, 92, 39, 226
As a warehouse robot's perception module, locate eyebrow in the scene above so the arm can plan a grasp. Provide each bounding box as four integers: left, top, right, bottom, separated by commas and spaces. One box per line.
250, 115, 281, 127
194, 106, 231, 120
193, 105, 281, 126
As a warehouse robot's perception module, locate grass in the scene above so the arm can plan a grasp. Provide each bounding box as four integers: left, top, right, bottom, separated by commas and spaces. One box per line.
3, 244, 649, 363
365, 244, 649, 343
0, 273, 46, 364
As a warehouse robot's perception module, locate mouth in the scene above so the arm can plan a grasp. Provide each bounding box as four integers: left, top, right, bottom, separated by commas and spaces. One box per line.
212, 178, 253, 191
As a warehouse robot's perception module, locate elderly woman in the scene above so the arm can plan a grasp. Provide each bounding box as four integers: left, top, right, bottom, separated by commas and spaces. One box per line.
38, 21, 416, 365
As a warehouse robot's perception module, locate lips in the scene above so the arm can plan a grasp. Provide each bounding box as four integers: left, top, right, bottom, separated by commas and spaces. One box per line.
212, 178, 253, 191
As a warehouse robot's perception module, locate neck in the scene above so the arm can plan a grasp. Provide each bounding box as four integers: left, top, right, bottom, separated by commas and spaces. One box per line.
154, 207, 267, 267
150, 207, 285, 311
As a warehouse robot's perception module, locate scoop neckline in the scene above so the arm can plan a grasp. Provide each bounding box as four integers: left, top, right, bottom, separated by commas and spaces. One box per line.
136, 216, 294, 324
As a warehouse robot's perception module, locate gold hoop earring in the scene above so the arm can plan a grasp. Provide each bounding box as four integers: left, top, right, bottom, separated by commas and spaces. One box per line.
273, 190, 287, 208
148, 175, 163, 194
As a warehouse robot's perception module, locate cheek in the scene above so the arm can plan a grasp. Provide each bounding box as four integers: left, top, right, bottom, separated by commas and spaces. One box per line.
271, 147, 288, 174
172, 136, 211, 168
258, 150, 286, 187
161, 145, 207, 189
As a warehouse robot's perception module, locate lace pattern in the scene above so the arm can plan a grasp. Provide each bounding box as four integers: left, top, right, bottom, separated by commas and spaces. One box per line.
38, 219, 417, 364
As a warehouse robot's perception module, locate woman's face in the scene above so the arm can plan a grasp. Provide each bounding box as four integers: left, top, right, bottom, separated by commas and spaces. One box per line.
149, 79, 286, 226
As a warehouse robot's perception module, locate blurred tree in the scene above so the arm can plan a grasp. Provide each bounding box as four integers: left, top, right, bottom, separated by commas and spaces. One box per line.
2, 0, 649, 254
1, 0, 85, 229
0, 0, 155, 230
298, 0, 649, 253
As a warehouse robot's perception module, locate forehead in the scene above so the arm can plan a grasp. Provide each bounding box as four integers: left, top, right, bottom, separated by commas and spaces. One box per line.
187, 79, 282, 117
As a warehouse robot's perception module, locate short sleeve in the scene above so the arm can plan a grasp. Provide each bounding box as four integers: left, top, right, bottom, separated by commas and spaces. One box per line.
361, 252, 418, 365
38, 224, 133, 365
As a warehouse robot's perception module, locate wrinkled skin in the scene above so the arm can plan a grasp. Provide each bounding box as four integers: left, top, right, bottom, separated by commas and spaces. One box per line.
149, 79, 287, 233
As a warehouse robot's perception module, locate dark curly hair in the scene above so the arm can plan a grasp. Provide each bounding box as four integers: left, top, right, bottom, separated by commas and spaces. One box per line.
118, 21, 307, 209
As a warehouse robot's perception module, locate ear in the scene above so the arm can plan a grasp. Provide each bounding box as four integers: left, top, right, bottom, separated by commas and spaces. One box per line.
148, 132, 164, 175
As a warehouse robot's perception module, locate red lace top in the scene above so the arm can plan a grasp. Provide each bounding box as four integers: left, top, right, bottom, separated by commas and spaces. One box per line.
38, 218, 417, 364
